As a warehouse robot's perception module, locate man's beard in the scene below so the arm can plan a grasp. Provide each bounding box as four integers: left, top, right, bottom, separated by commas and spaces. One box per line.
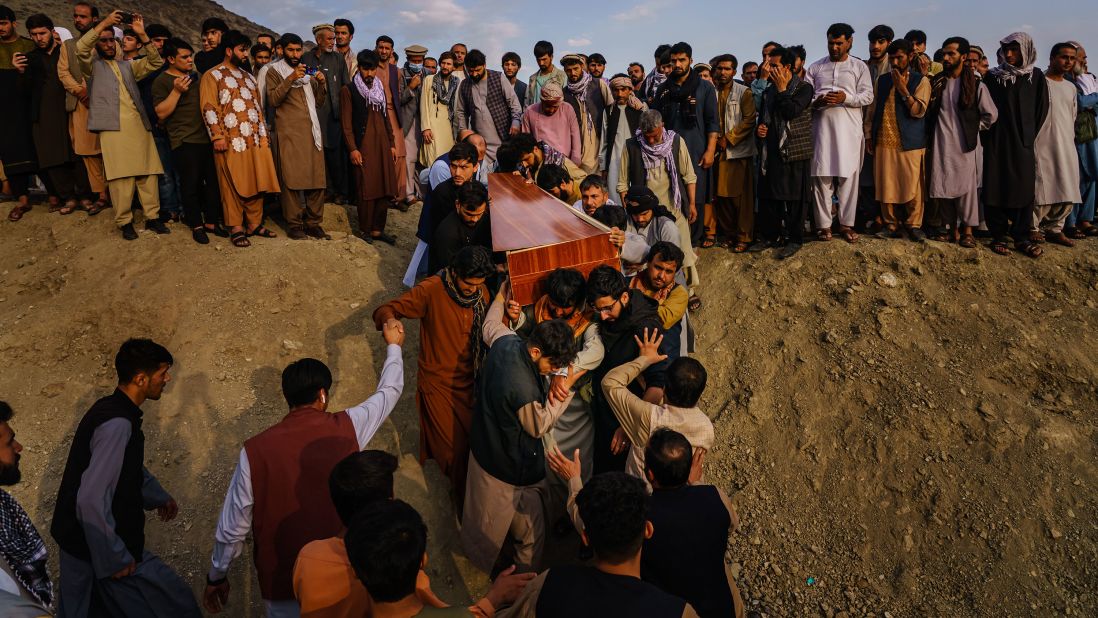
943, 59, 960, 73
286, 56, 300, 67
364, 77, 374, 86
97, 46, 116, 59
671, 67, 686, 78
1073, 63, 1085, 76
0, 459, 21, 486
471, 71, 485, 82
631, 76, 642, 86
440, 68, 452, 78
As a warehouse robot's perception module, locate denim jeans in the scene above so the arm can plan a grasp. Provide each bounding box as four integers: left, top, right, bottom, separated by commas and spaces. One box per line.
154, 134, 182, 217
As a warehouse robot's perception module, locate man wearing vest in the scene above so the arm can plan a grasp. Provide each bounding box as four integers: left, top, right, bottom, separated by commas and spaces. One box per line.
461, 288, 578, 575
51, 339, 200, 617
711, 54, 757, 251
603, 74, 647, 201
74, 10, 169, 240
203, 322, 406, 617
864, 39, 931, 242
562, 53, 611, 174
453, 49, 522, 164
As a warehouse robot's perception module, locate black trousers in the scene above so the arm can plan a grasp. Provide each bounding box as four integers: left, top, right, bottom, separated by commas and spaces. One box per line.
324, 144, 350, 199
171, 142, 222, 228
986, 204, 1034, 244
6, 173, 32, 198
759, 198, 808, 243
39, 162, 84, 201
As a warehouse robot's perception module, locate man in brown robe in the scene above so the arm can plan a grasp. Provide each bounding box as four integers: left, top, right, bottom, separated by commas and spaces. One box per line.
56, 1, 109, 214
264, 33, 328, 240
200, 30, 280, 247
372, 246, 492, 512
341, 49, 397, 243
374, 35, 411, 208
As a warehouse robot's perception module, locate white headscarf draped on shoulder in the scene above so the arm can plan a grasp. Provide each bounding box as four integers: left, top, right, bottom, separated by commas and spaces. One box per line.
990, 32, 1038, 84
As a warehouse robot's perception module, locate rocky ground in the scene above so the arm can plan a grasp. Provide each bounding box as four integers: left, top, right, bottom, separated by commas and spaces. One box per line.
0, 197, 1095, 616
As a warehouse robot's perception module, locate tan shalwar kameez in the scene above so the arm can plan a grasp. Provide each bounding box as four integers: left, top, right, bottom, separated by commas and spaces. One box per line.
617, 138, 700, 289
266, 68, 328, 228
418, 73, 458, 166
715, 86, 757, 243
57, 37, 107, 193
867, 75, 930, 229
199, 63, 280, 227
75, 32, 163, 226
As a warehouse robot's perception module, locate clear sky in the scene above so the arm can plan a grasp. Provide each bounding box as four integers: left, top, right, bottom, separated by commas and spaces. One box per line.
222, 0, 1096, 78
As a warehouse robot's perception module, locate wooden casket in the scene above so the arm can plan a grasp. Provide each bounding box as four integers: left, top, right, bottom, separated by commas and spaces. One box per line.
489, 173, 621, 306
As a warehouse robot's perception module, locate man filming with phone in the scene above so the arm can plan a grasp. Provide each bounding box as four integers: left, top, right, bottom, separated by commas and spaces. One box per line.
263, 32, 330, 240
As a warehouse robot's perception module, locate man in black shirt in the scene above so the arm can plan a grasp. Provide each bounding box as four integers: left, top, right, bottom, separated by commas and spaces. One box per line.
429, 180, 491, 273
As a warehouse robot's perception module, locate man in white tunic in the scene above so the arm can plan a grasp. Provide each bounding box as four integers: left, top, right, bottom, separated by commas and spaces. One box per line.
928, 37, 998, 248
1032, 42, 1082, 247
805, 23, 874, 243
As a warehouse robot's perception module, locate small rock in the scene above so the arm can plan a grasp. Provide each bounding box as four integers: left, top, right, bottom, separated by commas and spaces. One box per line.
349, 302, 360, 309
282, 339, 302, 352
877, 272, 899, 288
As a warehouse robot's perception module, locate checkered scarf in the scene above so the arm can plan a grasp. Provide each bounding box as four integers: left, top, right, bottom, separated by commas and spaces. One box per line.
634, 127, 684, 213
0, 490, 52, 608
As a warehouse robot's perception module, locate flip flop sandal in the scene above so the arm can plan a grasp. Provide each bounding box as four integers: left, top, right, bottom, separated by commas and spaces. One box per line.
989, 241, 1011, 256
7, 204, 30, 221
959, 234, 977, 248
688, 295, 702, 312
86, 200, 108, 216
816, 230, 832, 241
230, 231, 252, 248
59, 200, 81, 215
1019, 242, 1042, 258
47, 197, 63, 213
247, 225, 278, 238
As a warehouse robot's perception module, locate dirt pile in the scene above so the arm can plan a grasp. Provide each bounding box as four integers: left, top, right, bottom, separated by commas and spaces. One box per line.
1, 197, 1096, 616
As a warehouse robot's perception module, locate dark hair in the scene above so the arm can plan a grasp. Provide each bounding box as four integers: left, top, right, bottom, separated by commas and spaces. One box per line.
579, 174, 607, 193
742, 61, 759, 71
762, 41, 780, 52
942, 36, 970, 56
201, 17, 228, 34
439, 51, 454, 63
334, 18, 354, 35
887, 39, 914, 56
593, 204, 628, 230
494, 143, 520, 173
465, 48, 487, 68
537, 164, 571, 194
827, 23, 855, 40
357, 48, 380, 69
533, 40, 554, 58
646, 240, 684, 269
502, 51, 521, 66
527, 320, 578, 368
122, 28, 137, 40
789, 45, 807, 62
330, 450, 398, 525
658, 50, 672, 66
376, 34, 393, 46
281, 358, 332, 407
589, 53, 606, 64
456, 181, 488, 208
1051, 42, 1078, 59
653, 43, 671, 59
669, 41, 692, 59
545, 268, 586, 309
451, 245, 493, 280
586, 264, 627, 303
710, 53, 737, 70
868, 24, 894, 43
766, 45, 788, 65
281, 32, 304, 47
74, 2, 98, 18
0, 6, 14, 21
24, 13, 52, 30
256, 33, 274, 43
576, 472, 649, 563
345, 499, 427, 603
932, 49, 944, 63
449, 141, 478, 165
629, 61, 644, 73
145, 23, 171, 39
115, 339, 173, 384
904, 29, 927, 45
624, 184, 658, 212
223, 30, 250, 51
0, 401, 12, 424
665, 357, 707, 408
164, 37, 194, 59
645, 428, 692, 487
508, 132, 537, 155
249, 43, 270, 57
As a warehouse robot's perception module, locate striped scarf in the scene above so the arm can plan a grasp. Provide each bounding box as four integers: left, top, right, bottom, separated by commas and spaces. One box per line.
635, 127, 684, 213
353, 72, 387, 112
441, 268, 487, 374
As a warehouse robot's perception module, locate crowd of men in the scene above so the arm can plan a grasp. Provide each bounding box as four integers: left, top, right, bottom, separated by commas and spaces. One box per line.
1, 3, 1097, 618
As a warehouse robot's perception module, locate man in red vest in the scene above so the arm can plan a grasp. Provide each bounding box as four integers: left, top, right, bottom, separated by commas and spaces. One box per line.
202, 321, 406, 616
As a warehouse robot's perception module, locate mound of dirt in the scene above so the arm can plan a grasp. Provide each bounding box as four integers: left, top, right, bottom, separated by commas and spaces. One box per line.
1, 197, 1096, 617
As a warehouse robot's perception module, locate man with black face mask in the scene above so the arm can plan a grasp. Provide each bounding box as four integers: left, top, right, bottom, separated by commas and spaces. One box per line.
0, 401, 55, 617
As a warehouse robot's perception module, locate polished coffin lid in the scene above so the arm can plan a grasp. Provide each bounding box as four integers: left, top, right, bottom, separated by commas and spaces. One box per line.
488, 173, 620, 305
